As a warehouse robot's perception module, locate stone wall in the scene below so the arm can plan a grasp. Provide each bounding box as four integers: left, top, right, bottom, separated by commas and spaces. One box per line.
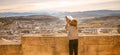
0, 34, 120, 55
78, 35, 120, 55
22, 35, 120, 55
0, 45, 22, 55
22, 35, 69, 55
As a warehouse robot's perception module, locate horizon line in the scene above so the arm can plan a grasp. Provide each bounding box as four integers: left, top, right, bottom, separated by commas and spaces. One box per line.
0, 9, 120, 13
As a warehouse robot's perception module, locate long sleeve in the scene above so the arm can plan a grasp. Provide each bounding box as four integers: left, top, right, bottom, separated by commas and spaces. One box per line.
67, 26, 78, 40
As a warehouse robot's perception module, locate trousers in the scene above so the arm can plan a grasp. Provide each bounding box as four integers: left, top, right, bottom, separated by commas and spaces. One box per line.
69, 39, 78, 55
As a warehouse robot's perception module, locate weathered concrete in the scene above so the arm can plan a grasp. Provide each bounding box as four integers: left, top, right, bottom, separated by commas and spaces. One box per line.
22, 34, 69, 55
0, 34, 120, 55
0, 38, 22, 55
22, 34, 120, 55
0, 45, 22, 55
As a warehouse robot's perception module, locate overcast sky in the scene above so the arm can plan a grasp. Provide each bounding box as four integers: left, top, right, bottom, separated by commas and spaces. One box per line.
0, 0, 120, 12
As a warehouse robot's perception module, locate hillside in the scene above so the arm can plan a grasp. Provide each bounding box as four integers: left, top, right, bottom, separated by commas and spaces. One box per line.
0, 18, 13, 26
0, 15, 59, 28
0, 15, 58, 20
81, 15, 120, 28
19, 15, 59, 20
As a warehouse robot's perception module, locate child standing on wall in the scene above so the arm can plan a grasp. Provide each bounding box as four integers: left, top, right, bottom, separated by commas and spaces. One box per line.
65, 16, 78, 55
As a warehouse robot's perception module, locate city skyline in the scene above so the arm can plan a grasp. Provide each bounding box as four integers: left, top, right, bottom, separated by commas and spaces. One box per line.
0, 0, 120, 12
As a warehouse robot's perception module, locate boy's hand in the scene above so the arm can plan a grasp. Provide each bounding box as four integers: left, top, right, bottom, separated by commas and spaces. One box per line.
66, 18, 71, 24
65, 23, 68, 30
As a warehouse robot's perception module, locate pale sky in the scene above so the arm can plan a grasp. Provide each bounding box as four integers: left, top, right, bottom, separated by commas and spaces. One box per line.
0, 0, 120, 12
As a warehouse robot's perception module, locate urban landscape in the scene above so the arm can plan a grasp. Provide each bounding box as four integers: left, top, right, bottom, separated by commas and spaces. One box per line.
0, 14, 120, 42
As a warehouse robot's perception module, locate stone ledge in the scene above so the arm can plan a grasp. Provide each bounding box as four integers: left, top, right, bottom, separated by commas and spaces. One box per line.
23, 34, 120, 37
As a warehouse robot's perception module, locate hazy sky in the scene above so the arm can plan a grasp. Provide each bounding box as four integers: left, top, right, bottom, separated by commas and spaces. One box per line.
0, 0, 120, 12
